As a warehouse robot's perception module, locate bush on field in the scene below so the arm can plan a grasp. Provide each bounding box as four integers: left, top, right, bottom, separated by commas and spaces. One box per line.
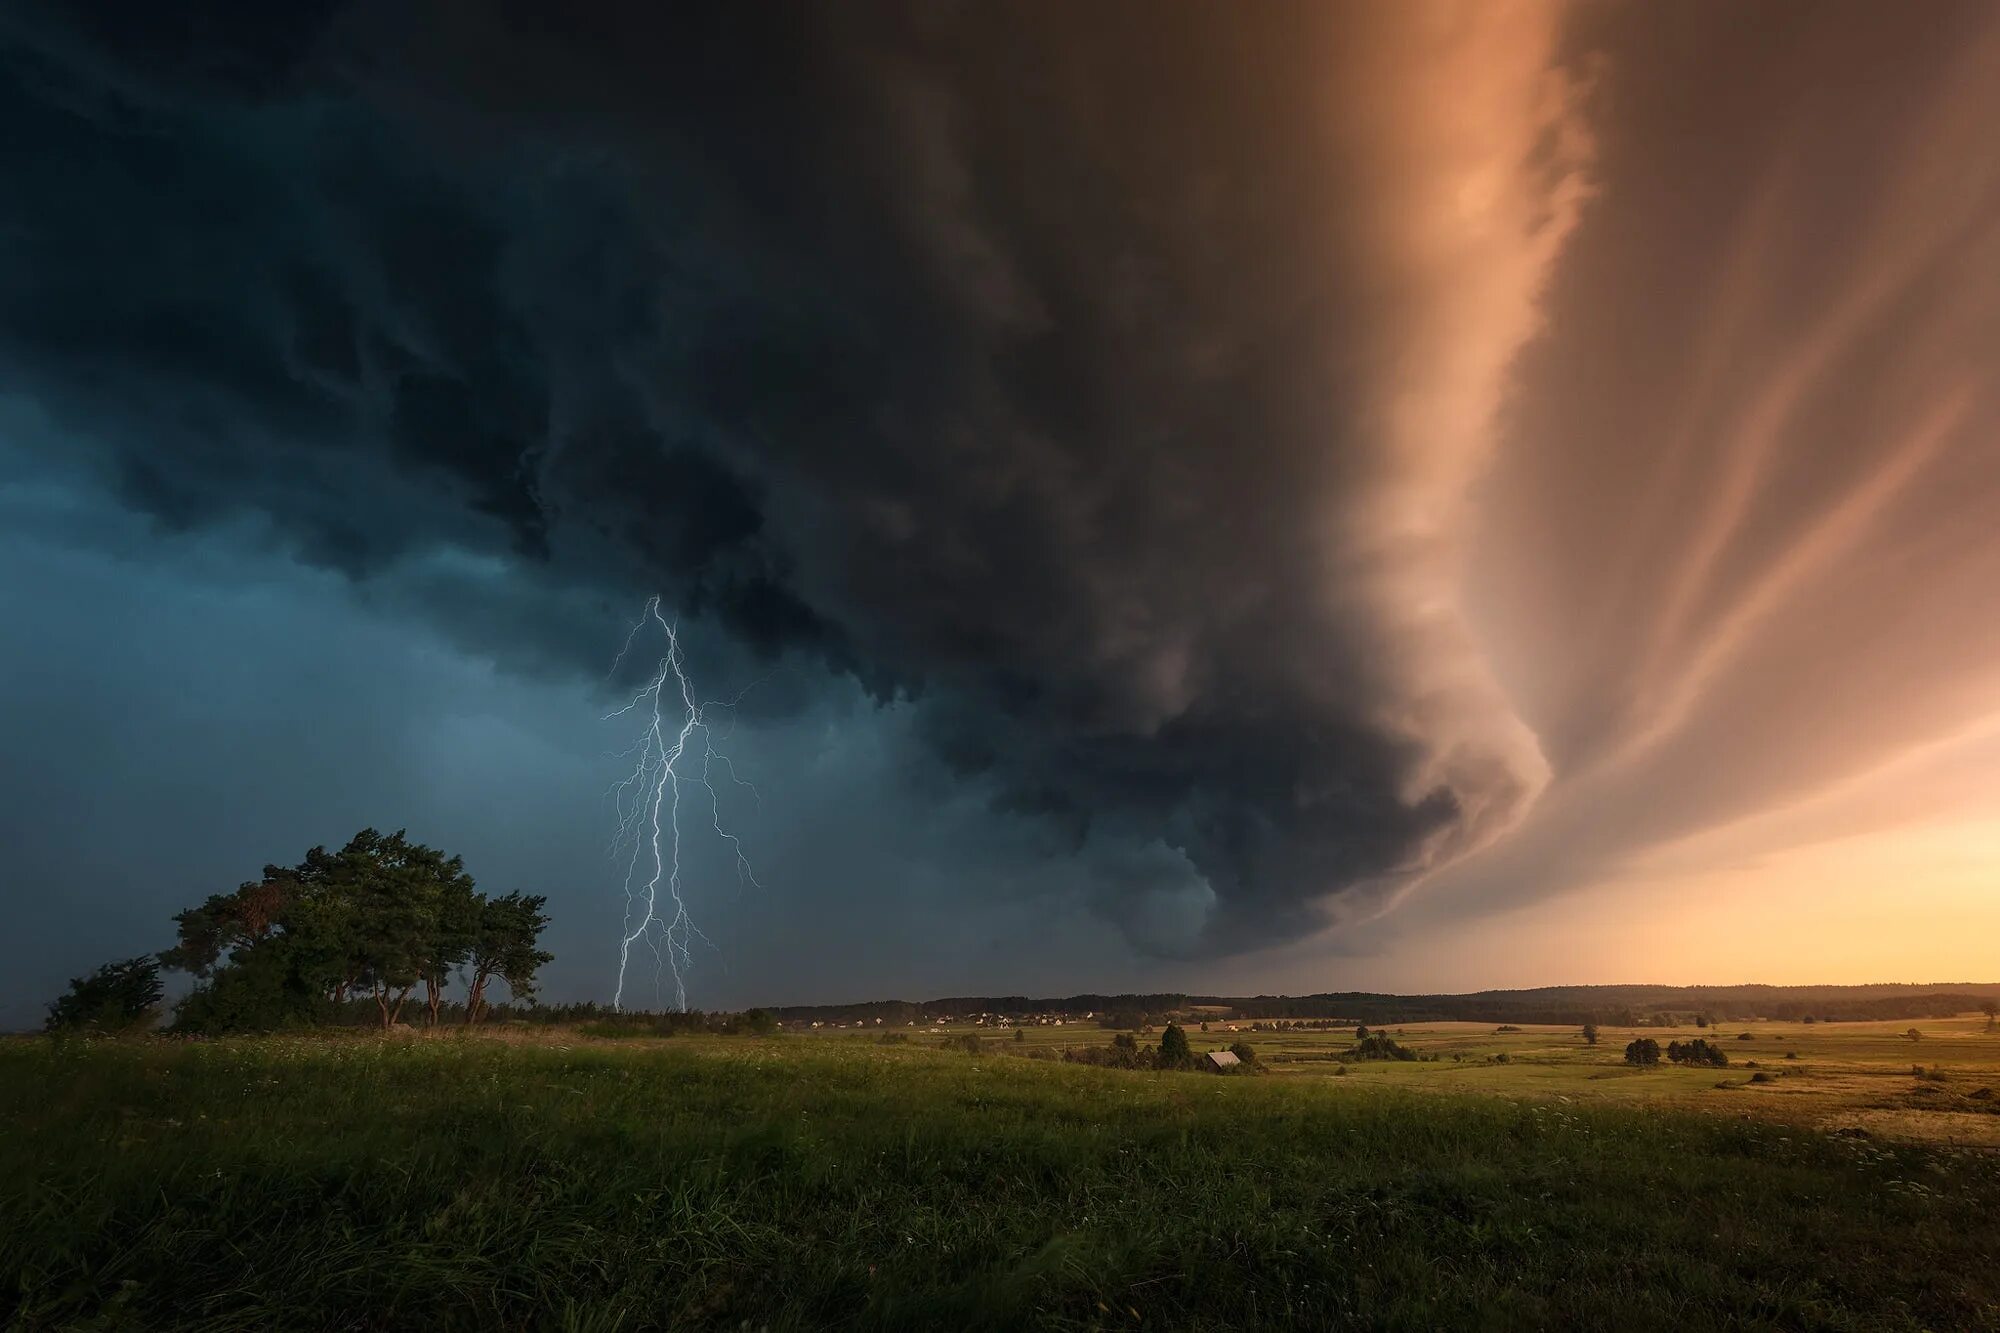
45, 957, 163, 1036
1624, 1038, 1662, 1066
1063, 1043, 1153, 1071
1229, 1041, 1257, 1064
1347, 1033, 1417, 1062
1667, 1038, 1729, 1068
940, 1034, 983, 1054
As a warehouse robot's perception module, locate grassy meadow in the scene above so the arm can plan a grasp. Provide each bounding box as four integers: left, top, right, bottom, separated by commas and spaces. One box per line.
7, 1020, 2000, 1330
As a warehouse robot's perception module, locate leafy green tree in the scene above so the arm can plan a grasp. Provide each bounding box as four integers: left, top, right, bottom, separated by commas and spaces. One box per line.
1624, 1037, 1661, 1066
1581, 1022, 1600, 1046
1158, 1021, 1192, 1068
1982, 1001, 1998, 1031
45, 956, 163, 1034
464, 893, 553, 1024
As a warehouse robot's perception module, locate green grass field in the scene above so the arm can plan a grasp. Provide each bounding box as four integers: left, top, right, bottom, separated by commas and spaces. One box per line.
7, 1029, 2000, 1330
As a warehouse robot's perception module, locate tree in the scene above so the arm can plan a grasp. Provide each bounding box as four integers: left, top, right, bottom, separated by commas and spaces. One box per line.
1581, 1022, 1600, 1046
1624, 1037, 1661, 1066
1355, 1024, 1370, 1040
407, 846, 480, 1026
1229, 1041, 1257, 1064
1905, 1028, 1923, 1043
464, 892, 553, 1024
1158, 1021, 1193, 1069
45, 956, 163, 1034
1982, 1000, 1998, 1030
342, 830, 438, 1028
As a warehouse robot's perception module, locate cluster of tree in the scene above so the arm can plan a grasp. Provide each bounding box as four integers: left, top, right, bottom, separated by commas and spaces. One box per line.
1056, 1023, 1253, 1073
1347, 1032, 1418, 1062
1666, 1038, 1730, 1068
1624, 1037, 1662, 1066
42, 829, 553, 1036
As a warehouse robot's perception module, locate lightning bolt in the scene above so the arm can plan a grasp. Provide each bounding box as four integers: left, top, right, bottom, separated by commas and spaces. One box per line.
605, 597, 761, 1011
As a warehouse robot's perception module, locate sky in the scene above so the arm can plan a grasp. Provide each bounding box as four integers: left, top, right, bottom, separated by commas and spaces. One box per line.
5, 2, 2000, 1025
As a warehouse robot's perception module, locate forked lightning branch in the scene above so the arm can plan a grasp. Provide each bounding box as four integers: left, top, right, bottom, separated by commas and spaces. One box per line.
605, 598, 761, 1011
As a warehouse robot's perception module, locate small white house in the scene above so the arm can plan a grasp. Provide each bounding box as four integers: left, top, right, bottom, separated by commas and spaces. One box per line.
1204, 1050, 1241, 1072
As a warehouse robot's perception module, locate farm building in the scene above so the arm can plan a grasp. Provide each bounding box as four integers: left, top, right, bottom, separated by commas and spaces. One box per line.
1204, 1050, 1240, 1072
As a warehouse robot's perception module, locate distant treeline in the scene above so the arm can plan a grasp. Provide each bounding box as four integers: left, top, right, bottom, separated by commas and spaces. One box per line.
768, 983, 2000, 1027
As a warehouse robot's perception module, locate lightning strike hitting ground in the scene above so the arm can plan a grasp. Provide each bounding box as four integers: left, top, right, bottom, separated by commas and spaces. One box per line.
605, 598, 760, 1011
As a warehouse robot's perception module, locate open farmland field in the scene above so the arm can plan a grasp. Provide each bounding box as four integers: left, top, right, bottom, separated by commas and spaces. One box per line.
7, 1031, 2000, 1331
804, 1013, 2000, 1146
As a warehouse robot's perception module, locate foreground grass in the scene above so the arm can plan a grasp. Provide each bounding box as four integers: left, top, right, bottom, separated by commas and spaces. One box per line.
5, 1036, 1999, 1330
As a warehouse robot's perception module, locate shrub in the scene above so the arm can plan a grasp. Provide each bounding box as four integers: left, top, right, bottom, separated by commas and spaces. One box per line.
1333, 1064, 1348, 1076
1494, 1025, 1522, 1033
940, 1034, 982, 1054
1624, 1038, 1662, 1067
1062, 1043, 1152, 1070
1906, 1029, 1924, 1043
45, 957, 164, 1035
1749, 1071, 1774, 1084
1112, 1032, 1138, 1052
1785, 1051, 1799, 1060
1738, 1033, 1754, 1041
1013, 1028, 1025, 1043
1228, 1041, 1257, 1064
1355, 1025, 1370, 1040
1581, 1023, 1600, 1046
877, 1032, 909, 1045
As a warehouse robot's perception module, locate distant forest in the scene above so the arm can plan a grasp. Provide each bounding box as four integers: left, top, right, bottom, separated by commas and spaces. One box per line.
769, 983, 2000, 1028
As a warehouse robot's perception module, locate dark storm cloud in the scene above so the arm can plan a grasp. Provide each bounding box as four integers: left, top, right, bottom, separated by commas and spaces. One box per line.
0, 2, 1581, 954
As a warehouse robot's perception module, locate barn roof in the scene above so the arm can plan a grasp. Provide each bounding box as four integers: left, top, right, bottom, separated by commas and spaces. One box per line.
1204, 1049, 1240, 1069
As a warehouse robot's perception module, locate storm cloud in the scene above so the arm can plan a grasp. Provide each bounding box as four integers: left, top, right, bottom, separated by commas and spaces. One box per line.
12, 1, 2000, 1017
0, 1, 1583, 956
